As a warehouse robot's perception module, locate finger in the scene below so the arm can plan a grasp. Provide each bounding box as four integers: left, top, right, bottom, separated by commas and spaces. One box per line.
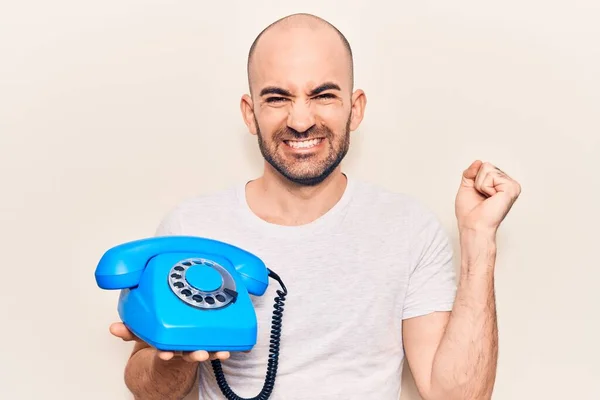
109, 322, 139, 342
184, 350, 210, 363
474, 162, 496, 191
209, 351, 231, 361
462, 160, 483, 182
474, 163, 488, 192
479, 172, 498, 197
157, 351, 175, 361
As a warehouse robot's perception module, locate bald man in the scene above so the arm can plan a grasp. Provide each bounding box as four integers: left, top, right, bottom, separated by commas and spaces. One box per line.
109, 13, 521, 400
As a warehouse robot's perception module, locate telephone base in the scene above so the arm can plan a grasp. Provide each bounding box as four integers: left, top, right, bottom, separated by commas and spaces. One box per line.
141, 338, 253, 352
153, 344, 254, 352
126, 325, 250, 352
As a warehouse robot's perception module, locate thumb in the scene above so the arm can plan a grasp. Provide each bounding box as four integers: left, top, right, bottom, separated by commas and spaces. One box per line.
109, 322, 140, 342
461, 160, 483, 184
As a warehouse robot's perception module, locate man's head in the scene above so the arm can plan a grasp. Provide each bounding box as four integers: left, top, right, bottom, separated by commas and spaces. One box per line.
240, 13, 366, 186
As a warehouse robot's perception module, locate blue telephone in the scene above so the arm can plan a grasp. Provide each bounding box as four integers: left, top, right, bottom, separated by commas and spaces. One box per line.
95, 235, 288, 400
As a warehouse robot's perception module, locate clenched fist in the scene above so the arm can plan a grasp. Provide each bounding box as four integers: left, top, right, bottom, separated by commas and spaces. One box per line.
455, 160, 522, 235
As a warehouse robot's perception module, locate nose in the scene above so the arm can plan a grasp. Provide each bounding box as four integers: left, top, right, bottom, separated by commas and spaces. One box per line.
287, 100, 316, 133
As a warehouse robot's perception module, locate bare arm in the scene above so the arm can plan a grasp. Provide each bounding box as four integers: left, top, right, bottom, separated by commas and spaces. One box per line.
403, 230, 498, 400
432, 230, 498, 398
109, 322, 230, 400
403, 160, 520, 400
124, 341, 199, 400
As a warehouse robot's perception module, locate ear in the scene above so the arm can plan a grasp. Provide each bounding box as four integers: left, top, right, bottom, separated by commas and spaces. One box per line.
240, 94, 258, 135
349, 89, 367, 131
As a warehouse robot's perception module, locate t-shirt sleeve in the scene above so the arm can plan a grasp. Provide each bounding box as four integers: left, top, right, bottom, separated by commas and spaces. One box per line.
402, 200, 457, 320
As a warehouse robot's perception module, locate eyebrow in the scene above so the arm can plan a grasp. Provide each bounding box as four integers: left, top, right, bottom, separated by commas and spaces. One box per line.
309, 82, 341, 96
259, 86, 292, 97
259, 82, 341, 97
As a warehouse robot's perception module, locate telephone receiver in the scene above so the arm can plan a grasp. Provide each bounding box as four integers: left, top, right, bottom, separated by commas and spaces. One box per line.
95, 235, 288, 400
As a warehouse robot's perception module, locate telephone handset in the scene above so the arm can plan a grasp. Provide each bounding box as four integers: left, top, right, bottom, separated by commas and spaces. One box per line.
95, 235, 288, 400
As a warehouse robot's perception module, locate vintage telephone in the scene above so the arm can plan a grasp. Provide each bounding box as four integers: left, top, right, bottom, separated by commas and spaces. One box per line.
94, 235, 288, 400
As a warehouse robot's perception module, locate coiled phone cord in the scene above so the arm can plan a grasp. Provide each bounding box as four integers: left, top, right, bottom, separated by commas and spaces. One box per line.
211, 269, 288, 400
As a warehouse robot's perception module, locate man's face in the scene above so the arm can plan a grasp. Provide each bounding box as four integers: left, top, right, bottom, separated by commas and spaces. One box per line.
243, 26, 364, 186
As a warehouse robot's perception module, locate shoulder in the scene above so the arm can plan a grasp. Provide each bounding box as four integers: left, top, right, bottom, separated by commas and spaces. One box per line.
174, 185, 240, 215
154, 184, 242, 236
347, 177, 450, 244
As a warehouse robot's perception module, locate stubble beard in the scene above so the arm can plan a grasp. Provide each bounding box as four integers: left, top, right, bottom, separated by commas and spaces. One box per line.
255, 115, 352, 186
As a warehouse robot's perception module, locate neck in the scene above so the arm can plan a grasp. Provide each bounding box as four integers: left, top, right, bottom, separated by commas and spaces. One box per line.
245, 164, 348, 226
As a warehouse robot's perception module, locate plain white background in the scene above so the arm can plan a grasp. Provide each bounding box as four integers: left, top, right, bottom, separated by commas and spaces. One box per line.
1, 0, 599, 399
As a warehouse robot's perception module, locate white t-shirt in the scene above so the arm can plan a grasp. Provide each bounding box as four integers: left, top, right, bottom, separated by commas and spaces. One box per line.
155, 175, 457, 400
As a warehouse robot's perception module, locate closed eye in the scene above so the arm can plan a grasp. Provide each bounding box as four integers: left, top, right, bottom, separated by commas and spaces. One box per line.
265, 97, 289, 103
314, 93, 336, 100
265, 94, 336, 103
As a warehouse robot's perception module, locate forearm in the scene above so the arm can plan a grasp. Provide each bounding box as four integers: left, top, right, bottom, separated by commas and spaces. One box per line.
429, 230, 499, 400
124, 346, 199, 400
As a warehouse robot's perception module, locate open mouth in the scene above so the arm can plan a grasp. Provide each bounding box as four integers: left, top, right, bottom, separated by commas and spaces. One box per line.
283, 138, 323, 149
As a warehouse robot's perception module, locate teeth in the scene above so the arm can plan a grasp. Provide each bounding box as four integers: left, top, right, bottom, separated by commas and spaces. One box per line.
286, 138, 321, 149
